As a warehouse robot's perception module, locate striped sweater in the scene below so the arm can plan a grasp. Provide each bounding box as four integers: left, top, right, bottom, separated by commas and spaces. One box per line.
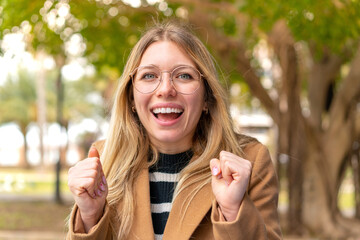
149, 150, 193, 240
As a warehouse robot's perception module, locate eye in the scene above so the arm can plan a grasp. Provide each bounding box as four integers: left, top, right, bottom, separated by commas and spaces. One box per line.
137, 71, 158, 81
173, 67, 199, 81
177, 73, 192, 80
143, 73, 157, 79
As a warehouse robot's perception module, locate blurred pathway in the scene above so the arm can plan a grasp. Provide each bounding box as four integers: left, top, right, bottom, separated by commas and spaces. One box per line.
0, 231, 314, 240
0, 193, 73, 203
0, 230, 65, 240
0, 194, 73, 239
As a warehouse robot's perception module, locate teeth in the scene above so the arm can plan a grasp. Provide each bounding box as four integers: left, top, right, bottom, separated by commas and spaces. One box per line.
152, 108, 183, 114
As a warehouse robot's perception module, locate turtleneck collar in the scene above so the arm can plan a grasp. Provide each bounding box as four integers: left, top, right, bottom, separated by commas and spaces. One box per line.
149, 149, 193, 173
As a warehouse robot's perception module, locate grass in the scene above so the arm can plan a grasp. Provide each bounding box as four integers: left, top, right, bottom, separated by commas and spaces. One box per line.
0, 168, 70, 195
0, 168, 74, 232
0, 201, 73, 232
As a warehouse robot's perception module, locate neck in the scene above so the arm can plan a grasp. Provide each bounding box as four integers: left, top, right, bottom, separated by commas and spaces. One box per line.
151, 141, 192, 154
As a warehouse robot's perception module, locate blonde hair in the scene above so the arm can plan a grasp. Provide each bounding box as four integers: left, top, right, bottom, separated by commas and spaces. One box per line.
102, 20, 254, 239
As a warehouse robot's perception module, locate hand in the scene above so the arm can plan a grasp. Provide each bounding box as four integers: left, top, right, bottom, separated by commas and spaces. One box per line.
209, 151, 252, 221
68, 147, 108, 232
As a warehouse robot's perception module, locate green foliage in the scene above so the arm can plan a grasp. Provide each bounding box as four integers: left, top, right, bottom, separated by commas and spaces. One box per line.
241, 0, 360, 54
0, 67, 99, 129
0, 69, 37, 128
63, 76, 104, 123
69, 0, 163, 76
0, 0, 44, 34
0, 0, 64, 55
2, 0, 359, 120
213, 14, 237, 36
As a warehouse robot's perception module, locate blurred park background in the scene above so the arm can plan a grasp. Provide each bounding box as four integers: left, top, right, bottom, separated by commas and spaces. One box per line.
0, 0, 360, 239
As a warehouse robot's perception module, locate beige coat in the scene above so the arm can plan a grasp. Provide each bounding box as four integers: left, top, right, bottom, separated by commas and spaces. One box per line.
67, 141, 282, 239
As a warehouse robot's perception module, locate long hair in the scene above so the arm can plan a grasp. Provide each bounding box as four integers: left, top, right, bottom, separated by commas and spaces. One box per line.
101, 20, 254, 239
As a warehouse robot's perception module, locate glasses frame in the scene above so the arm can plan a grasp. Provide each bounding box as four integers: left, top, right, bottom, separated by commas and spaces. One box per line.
130, 65, 204, 95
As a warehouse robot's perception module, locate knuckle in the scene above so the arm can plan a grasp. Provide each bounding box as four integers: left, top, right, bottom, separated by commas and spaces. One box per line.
86, 178, 96, 187
74, 190, 83, 197
92, 160, 100, 170
224, 160, 230, 168
89, 169, 98, 179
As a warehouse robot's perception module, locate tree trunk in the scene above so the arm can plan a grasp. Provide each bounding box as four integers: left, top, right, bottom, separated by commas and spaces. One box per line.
19, 124, 30, 168
55, 56, 65, 204
308, 54, 342, 128
36, 51, 47, 169
302, 145, 342, 236
351, 146, 360, 218
349, 95, 360, 219
302, 105, 360, 237
61, 122, 70, 168
268, 20, 305, 234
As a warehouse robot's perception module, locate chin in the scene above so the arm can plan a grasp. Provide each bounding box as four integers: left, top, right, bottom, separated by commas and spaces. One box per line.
151, 131, 190, 148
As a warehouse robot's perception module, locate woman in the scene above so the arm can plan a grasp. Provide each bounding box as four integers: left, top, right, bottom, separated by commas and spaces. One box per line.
67, 20, 282, 240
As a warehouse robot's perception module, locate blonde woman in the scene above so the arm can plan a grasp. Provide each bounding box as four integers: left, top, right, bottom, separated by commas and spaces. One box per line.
67, 20, 282, 240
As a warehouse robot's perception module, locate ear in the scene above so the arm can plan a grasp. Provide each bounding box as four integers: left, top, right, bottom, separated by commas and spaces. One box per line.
203, 101, 209, 114
202, 102, 207, 111
131, 99, 136, 113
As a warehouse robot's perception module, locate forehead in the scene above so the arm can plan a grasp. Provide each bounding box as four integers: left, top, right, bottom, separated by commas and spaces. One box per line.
139, 41, 196, 68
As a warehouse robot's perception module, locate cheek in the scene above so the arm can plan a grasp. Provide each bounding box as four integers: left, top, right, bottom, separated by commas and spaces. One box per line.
187, 95, 205, 119
133, 92, 149, 118
192, 87, 206, 112
133, 97, 152, 136
134, 91, 146, 107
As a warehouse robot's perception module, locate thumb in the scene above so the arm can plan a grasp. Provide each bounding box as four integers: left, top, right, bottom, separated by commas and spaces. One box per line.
210, 158, 221, 178
88, 147, 100, 158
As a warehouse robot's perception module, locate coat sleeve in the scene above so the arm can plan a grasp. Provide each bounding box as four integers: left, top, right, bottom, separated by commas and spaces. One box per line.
66, 202, 113, 240
211, 143, 282, 240
66, 140, 113, 240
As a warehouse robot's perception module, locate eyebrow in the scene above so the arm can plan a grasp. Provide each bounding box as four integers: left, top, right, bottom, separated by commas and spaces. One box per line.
138, 63, 196, 69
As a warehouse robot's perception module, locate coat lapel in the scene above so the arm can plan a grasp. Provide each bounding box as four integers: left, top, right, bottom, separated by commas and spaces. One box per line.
93, 140, 213, 239
130, 168, 155, 240
94, 141, 154, 239
163, 178, 214, 240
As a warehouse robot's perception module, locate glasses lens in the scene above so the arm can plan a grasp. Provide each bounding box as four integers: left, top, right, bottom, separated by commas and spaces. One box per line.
172, 66, 201, 94
132, 65, 202, 94
133, 66, 161, 93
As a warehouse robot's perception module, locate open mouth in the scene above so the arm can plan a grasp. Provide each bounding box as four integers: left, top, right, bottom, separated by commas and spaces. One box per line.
152, 107, 184, 121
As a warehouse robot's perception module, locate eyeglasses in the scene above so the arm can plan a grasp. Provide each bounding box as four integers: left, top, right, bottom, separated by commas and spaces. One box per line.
130, 65, 203, 95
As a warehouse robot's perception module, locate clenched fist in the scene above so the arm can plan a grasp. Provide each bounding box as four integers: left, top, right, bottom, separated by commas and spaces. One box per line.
210, 151, 252, 221
68, 147, 108, 232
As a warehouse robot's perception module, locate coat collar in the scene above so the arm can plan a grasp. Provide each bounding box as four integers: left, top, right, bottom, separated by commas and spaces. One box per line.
130, 168, 214, 240
163, 178, 213, 239
93, 141, 214, 239
129, 168, 155, 240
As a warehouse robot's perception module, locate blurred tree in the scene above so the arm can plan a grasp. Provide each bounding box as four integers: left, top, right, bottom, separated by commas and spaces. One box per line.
2, 0, 360, 237
1, 0, 104, 202
76, 130, 99, 159
1, 0, 70, 202
163, 0, 360, 237
0, 70, 37, 168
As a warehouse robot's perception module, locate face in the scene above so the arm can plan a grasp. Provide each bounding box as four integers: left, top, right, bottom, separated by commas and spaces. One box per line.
133, 41, 206, 154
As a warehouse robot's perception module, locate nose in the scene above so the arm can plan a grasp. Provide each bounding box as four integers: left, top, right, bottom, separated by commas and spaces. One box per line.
156, 72, 176, 97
